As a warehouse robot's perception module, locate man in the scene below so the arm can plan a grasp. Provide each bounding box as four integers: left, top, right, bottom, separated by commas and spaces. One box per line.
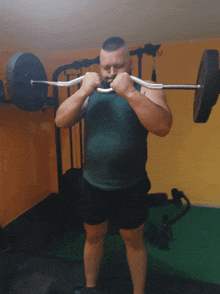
55, 37, 172, 294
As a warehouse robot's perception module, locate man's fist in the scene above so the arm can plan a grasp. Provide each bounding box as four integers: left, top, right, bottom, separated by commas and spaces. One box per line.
81, 72, 101, 96
110, 72, 135, 99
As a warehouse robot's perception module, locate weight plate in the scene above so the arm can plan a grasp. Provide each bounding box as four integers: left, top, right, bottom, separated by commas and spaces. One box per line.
5, 53, 48, 111
194, 50, 219, 123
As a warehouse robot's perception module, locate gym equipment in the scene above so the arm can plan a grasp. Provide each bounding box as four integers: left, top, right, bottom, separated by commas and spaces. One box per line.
0, 226, 11, 253
0, 80, 6, 103
194, 50, 220, 122
145, 188, 191, 250
4, 50, 220, 122
5, 53, 48, 111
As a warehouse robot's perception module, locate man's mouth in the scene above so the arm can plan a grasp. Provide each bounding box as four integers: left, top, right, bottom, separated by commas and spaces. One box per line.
107, 77, 115, 83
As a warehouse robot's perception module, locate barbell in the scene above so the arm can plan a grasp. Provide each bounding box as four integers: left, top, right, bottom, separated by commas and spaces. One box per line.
4, 49, 220, 123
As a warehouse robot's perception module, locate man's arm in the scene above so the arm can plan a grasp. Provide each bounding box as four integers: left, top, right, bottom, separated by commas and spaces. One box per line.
55, 72, 101, 128
110, 73, 172, 137
55, 89, 89, 128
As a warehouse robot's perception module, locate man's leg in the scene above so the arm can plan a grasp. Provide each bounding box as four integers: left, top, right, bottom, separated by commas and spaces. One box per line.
83, 221, 109, 288
119, 223, 147, 294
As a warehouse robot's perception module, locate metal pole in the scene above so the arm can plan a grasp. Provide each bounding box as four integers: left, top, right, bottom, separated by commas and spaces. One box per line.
138, 54, 142, 79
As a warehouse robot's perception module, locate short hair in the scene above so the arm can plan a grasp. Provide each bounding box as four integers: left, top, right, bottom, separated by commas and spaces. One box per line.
102, 37, 125, 52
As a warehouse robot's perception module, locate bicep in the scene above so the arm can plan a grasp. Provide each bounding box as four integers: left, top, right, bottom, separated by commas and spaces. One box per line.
76, 96, 89, 123
81, 96, 89, 116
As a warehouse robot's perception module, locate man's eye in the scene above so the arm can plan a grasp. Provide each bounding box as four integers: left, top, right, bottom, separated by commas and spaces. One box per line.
115, 64, 125, 69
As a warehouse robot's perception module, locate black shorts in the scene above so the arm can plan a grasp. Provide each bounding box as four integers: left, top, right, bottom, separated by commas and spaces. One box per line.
78, 177, 151, 230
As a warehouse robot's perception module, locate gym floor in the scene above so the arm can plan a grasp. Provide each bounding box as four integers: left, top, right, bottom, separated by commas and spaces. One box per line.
1, 194, 220, 294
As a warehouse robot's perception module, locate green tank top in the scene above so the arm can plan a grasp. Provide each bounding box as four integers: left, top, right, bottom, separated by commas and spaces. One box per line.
83, 83, 150, 190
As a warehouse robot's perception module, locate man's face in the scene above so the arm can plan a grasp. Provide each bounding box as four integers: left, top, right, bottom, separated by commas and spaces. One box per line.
100, 47, 132, 83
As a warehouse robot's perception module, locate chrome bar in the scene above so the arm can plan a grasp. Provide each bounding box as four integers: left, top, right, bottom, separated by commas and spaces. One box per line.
31, 76, 84, 87
31, 75, 201, 93
162, 84, 201, 89
97, 76, 201, 92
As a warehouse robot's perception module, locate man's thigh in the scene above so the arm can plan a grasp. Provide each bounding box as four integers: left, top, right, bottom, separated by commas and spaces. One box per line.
79, 178, 112, 225
112, 177, 151, 230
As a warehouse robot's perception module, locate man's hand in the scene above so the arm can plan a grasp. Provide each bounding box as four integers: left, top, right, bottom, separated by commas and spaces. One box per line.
81, 72, 101, 96
110, 72, 136, 99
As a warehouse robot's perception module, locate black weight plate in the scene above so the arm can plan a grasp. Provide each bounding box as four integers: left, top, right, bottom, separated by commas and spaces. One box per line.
5, 53, 48, 111
194, 50, 219, 123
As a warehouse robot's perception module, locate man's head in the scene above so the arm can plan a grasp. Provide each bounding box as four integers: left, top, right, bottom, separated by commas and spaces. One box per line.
100, 37, 132, 83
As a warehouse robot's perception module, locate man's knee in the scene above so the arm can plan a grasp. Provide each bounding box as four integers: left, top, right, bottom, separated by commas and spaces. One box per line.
84, 220, 109, 243
119, 223, 145, 247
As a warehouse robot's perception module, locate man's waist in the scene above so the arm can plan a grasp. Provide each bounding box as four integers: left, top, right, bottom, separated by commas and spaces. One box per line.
83, 169, 148, 191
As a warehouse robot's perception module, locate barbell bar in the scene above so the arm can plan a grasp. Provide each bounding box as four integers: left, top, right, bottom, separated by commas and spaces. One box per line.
5, 50, 220, 123
30, 75, 201, 91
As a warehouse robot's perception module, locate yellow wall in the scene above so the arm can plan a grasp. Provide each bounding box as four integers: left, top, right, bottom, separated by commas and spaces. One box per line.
1, 39, 220, 227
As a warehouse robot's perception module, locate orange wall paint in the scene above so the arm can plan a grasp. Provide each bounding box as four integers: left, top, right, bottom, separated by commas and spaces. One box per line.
1, 39, 220, 227
146, 39, 220, 207
0, 47, 101, 227
0, 106, 58, 227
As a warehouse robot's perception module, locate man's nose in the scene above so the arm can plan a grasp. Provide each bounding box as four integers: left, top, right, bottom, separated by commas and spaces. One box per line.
109, 67, 116, 76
